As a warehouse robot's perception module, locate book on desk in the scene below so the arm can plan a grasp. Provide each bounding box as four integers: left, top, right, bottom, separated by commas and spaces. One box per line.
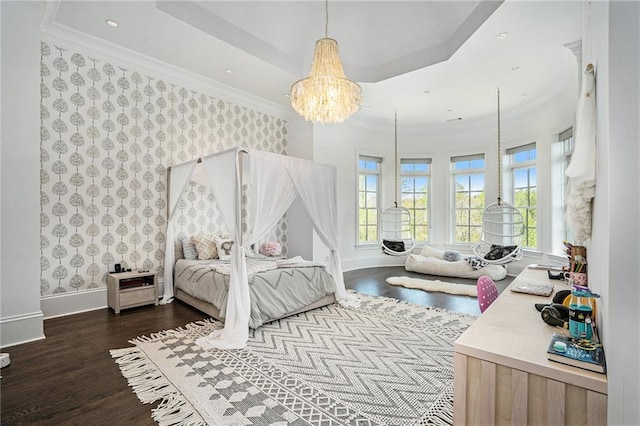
547, 333, 607, 374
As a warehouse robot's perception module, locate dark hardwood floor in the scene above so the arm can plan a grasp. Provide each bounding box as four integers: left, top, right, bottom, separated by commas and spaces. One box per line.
0, 266, 512, 425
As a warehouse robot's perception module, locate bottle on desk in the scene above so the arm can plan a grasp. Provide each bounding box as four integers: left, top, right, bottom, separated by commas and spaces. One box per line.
568, 285, 599, 341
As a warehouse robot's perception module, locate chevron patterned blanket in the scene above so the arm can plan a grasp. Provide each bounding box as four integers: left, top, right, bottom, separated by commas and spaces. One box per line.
111, 293, 475, 425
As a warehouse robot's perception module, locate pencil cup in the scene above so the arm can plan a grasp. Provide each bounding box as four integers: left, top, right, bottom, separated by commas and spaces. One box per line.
569, 272, 587, 287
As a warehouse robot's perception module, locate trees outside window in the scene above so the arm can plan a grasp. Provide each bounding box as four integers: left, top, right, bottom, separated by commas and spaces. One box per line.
451, 155, 485, 243
400, 159, 431, 242
508, 143, 537, 248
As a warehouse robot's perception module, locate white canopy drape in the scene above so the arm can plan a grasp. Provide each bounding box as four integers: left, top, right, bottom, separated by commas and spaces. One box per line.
162, 148, 353, 350
161, 159, 198, 303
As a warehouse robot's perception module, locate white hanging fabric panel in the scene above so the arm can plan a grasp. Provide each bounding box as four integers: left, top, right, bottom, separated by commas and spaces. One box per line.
246, 150, 299, 244
286, 157, 355, 305
565, 65, 596, 243
161, 159, 198, 303
196, 149, 248, 350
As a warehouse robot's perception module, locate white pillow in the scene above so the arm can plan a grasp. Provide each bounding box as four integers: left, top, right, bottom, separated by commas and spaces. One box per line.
419, 245, 445, 259
214, 237, 235, 261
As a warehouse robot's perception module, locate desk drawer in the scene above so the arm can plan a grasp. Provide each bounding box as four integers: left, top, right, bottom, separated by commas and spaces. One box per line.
120, 286, 156, 306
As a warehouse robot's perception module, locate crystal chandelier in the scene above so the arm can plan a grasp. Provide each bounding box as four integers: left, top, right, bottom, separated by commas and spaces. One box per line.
290, 0, 362, 124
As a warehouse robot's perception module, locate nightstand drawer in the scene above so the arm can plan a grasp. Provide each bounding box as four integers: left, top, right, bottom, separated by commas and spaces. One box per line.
120, 286, 156, 306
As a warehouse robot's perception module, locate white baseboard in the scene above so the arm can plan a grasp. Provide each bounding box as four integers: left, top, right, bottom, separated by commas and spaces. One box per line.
0, 311, 45, 348
41, 288, 108, 320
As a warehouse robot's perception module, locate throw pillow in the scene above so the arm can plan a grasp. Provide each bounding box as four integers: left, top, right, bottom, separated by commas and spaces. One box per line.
419, 245, 445, 259
383, 239, 405, 253
191, 234, 218, 260
214, 237, 235, 261
182, 238, 198, 260
443, 250, 462, 262
484, 244, 518, 261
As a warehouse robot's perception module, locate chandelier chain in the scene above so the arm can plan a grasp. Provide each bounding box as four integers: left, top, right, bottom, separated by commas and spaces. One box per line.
325, 0, 329, 38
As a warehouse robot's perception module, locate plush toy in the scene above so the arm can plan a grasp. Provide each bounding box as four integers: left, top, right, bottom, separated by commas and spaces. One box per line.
260, 241, 282, 257
443, 250, 462, 262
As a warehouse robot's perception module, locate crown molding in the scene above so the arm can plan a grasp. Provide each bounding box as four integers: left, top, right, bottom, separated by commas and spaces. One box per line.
40, 2, 291, 121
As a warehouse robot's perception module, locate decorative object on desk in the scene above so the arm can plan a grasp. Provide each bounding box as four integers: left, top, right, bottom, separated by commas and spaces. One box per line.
510, 283, 554, 296
259, 241, 282, 257
565, 271, 587, 286
563, 241, 588, 286
114, 263, 121, 273
386, 276, 478, 296
112, 292, 474, 425
547, 333, 606, 374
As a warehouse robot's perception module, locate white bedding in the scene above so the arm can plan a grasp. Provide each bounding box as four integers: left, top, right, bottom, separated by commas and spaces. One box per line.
175, 258, 336, 328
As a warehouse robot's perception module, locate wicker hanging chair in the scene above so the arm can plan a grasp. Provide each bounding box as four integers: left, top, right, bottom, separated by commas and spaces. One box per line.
381, 114, 415, 256
472, 89, 525, 264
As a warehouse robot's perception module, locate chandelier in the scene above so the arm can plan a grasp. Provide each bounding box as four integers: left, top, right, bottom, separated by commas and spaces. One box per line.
290, 0, 362, 124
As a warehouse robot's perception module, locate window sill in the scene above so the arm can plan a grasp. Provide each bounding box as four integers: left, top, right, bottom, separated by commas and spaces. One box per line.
354, 243, 381, 251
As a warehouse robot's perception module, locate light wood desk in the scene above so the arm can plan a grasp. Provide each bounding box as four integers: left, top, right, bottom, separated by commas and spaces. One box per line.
453, 267, 607, 425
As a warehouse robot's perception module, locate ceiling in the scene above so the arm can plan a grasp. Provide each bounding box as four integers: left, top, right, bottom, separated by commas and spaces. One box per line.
44, 1, 582, 127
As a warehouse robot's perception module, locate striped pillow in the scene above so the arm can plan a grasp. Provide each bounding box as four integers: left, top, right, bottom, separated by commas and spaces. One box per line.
181, 238, 198, 260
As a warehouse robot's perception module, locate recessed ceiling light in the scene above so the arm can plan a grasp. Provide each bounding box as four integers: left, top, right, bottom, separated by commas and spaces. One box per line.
284, 93, 291, 98
225, 68, 233, 74
105, 19, 119, 28
497, 32, 509, 40
512, 66, 520, 71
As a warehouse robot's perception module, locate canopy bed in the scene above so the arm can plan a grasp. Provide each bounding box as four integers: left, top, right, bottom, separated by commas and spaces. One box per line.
163, 148, 355, 350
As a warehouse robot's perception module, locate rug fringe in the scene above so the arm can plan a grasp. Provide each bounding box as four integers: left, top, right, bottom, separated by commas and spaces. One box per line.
110, 347, 204, 425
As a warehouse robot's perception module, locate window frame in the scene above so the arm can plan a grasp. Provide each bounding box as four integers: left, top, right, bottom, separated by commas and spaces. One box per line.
400, 158, 432, 243
507, 142, 538, 249
356, 154, 382, 246
451, 154, 486, 244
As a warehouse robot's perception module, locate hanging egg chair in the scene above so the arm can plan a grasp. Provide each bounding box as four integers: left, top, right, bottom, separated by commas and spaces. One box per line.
472, 89, 525, 264
381, 114, 415, 256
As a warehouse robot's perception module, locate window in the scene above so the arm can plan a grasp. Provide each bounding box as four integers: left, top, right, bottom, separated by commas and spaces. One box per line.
452, 154, 485, 243
559, 129, 574, 243
357, 155, 381, 244
400, 159, 431, 242
508, 143, 537, 248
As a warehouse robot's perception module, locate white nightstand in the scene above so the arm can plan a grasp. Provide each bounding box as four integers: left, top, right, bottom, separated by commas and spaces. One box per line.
107, 270, 158, 314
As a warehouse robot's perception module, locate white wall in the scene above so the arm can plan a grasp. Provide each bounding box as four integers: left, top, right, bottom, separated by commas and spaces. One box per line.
591, 1, 640, 424
286, 116, 314, 260
1, 1, 45, 347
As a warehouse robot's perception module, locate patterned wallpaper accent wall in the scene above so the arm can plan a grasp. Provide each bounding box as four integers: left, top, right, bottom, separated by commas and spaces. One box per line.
39, 40, 288, 296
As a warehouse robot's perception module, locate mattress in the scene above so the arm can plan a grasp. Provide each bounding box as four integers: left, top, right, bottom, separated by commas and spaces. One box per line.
174, 258, 336, 328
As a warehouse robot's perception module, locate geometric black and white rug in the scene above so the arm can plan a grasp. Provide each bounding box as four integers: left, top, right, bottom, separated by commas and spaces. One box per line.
111, 293, 476, 425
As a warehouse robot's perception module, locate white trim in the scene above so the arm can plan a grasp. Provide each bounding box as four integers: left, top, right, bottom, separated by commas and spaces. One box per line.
40, 22, 291, 121
40, 277, 167, 319
1, 312, 45, 348
41, 288, 108, 319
